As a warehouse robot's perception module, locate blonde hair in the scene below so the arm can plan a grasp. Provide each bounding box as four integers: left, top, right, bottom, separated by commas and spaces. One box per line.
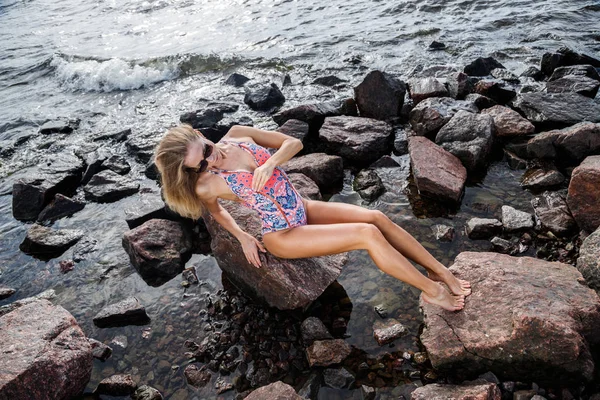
154, 124, 206, 220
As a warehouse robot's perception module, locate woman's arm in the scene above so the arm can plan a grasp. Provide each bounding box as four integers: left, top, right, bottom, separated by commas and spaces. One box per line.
224, 125, 303, 191
203, 194, 266, 268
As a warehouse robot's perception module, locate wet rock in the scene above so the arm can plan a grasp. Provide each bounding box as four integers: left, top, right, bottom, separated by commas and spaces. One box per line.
353, 169, 385, 202
184, 364, 211, 388
297, 371, 321, 400
323, 367, 355, 389
215, 376, 234, 394
354, 70, 407, 120
313, 75, 346, 86
126, 131, 161, 163
131, 385, 163, 400
122, 219, 193, 286
465, 93, 497, 110
370, 155, 400, 168
420, 252, 600, 385
464, 57, 505, 76
546, 75, 600, 98
37, 193, 85, 222
504, 149, 528, 170
435, 110, 495, 172
124, 192, 168, 229
373, 318, 408, 345
521, 66, 545, 81
394, 128, 409, 155
92, 128, 131, 142
361, 385, 376, 400
81, 148, 111, 185
567, 156, 600, 232
411, 383, 501, 400
512, 92, 600, 127
520, 167, 565, 191
244, 381, 302, 400
306, 339, 351, 367
531, 191, 577, 236
374, 304, 388, 318
88, 338, 112, 361
490, 68, 519, 83
103, 155, 131, 175
319, 116, 393, 167
244, 83, 285, 111
549, 47, 600, 72
59, 259, 74, 274
473, 80, 516, 105
95, 374, 137, 396
409, 97, 478, 138
19, 224, 84, 260
0, 299, 92, 400
408, 77, 448, 104
0, 287, 16, 300
501, 206, 534, 232
288, 173, 322, 201
490, 237, 514, 254
466, 218, 502, 239
301, 316, 333, 344
225, 73, 250, 87
84, 169, 139, 203
408, 136, 467, 203
276, 119, 310, 144
204, 198, 348, 309
481, 105, 534, 138
550, 64, 600, 81
0, 289, 55, 318
577, 226, 600, 293
71, 236, 98, 262
282, 153, 343, 193
39, 118, 80, 134
447, 72, 472, 100
526, 122, 600, 164
92, 296, 150, 328
273, 98, 357, 135
432, 224, 454, 242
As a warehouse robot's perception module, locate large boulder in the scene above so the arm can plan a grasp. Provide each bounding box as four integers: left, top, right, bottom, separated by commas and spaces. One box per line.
204, 196, 348, 310
287, 173, 322, 201
435, 110, 495, 172
546, 75, 600, 98
567, 156, 600, 232
243, 83, 285, 111
480, 105, 535, 138
353, 71, 406, 120
408, 137, 467, 203
411, 383, 501, 400
122, 219, 193, 286
92, 297, 151, 328
19, 223, 84, 260
272, 98, 357, 135
463, 57, 505, 76
420, 252, 600, 385
282, 153, 343, 194
318, 116, 393, 167
531, 191, 577, 236
578, 227, 600, 293
0, 299, 93, 400
409, 97, 478, 138
512, 92, 600, 127
243, 381, 302, 400
407, 77, 448, 104
527, 122, 600, 164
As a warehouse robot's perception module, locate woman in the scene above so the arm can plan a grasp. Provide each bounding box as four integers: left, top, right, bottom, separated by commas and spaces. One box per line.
154, 124, 470, 311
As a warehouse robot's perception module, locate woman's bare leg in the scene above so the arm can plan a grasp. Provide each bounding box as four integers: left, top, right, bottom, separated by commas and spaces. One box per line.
263, 223, 465, 311
302, 199, 471, 296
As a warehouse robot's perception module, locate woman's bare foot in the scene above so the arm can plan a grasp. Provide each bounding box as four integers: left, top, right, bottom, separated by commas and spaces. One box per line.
421, 283, 465, 312
428, 270, 471, 297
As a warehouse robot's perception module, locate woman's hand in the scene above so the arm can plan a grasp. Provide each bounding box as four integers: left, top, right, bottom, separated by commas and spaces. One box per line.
239, 233, 267, 268
252, 163, 275, 192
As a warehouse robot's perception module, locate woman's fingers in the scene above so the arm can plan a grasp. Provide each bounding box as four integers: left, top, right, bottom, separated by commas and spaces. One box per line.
255, 238, 267, 253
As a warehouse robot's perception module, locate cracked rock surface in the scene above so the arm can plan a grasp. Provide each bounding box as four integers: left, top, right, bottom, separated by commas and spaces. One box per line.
420, 252, 600, 385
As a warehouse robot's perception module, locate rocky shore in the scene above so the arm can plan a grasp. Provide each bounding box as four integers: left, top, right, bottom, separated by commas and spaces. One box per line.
1, 45, 600, 399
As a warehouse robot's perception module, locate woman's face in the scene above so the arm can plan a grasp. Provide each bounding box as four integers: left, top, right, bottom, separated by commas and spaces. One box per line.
183, 137, 221, 172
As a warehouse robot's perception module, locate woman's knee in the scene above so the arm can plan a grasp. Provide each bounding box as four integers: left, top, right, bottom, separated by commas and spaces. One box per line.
359, 223, 385, 246
369, 210, 389, 226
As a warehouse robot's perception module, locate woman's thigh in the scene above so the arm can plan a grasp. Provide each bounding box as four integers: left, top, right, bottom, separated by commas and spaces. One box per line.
303, 198, 383, 225
262, 222, 378, 259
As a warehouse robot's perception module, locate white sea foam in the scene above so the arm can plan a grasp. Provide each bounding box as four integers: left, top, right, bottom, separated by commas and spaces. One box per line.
50, 55, 179, 92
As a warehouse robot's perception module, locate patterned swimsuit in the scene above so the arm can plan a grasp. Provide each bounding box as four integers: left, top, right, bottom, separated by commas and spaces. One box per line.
209, 140, 308, 235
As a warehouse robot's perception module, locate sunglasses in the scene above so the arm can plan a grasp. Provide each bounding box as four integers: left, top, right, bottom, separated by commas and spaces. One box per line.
185, 143, 213, 174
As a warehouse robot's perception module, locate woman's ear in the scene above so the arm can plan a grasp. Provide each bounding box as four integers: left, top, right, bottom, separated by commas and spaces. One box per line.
194, 129, 205, 138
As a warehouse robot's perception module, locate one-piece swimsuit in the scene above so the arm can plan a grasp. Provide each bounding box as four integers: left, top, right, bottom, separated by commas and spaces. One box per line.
209, 140, 308, 235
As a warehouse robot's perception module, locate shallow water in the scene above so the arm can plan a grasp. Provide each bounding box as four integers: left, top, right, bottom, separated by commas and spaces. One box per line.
1, 0, 598, 398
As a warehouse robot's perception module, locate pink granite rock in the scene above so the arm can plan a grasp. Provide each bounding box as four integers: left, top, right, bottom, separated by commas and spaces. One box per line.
306, 339, 352, 367
0, 299, 93, 400
567, 155, 600, 232
408, 136, 467, 203
420, 252, 600, 385
481, 105, 535, 137
244, 381, 303, 400
411, 383, 501, 400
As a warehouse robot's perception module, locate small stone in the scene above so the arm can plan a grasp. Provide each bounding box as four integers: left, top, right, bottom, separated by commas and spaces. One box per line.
374, 304, 388, 318
413, 352, 428, 364
491, 237, 514, 254
431, 224, 454, 242
373, 318, 408, 345
131, 385, 163, 400
59, 259, 75, 274
306, 339, 351, 367
501, 205, 534, 231
323, 367, 355, 389
95, 374, 137, 396
88, 338, 113, 361
361, 385, 376, 400
466, 218, 503, 239
301, 317, 333, 344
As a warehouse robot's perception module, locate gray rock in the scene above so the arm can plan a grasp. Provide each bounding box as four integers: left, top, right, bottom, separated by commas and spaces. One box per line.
361, 385, 376, 400
373, 318, 408, 345
504, 149, 528, 170
104, 155, 131, 175
283, 153, 343, 193
491, 68, 519, 83
92, 296, 150, 328
409, 97, 478, 137
549, 64, 600, 81
465, 93, 497, 110
473, 80, 516, 105
354, 70, 407, 120
432, 224, 454, 242
273, 98, 357, 134
490, 237, 514, 254
319, 116, 393, 167
411, 383, 501, 400
394, 128, 409, 155
306, 339, 351, 367
546, 75, 600, 98
243, 83, 285, 111
521, 167, 565, 191
313, 75, 346, 86
353, 169, 385, 202
466, 218, 502, 239
527, 122, 600, 164
297, 372, 321, 400
408, 77, 449, 104
88, 338, 113, 361
301, 317, 333, 344
513, 92, 600, 126
39, 118, 80, 134
94, 374, 137, 396
84, 170, 140, 203
435, 110, 495, 172
370, 155, 400, 168
225, 73, 250, 87
322, 367, 355, 389
531, 191, 577, 236
123, 192, 168, 229
276, 119, 310, 144
37, 193, 85, 222
0, 287, 16, 300
131, 385, 164, 400
501, 205, 534, 231
446, 72, 472, 100
464, 57, 505, 76
19, 224, 84, 260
